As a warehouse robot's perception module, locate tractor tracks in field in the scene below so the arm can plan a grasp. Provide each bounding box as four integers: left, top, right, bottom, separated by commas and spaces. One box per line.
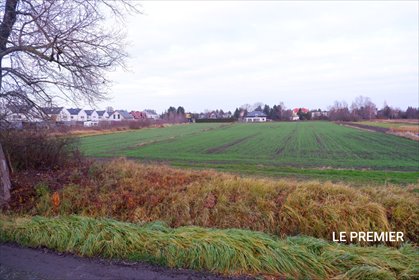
275, 126, 298, 156
206, 135, 257, 154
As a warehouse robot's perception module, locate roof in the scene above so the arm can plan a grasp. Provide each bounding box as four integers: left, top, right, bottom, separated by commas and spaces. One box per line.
67, 108, 82, 115
246, 111, 267, 118
293, 108, 309, 113
7, 104, 34, 114
115, 110, 133, 119
84, 110, 95, 116
130, 111, 146, 119
42, 107, 64, 115
144, 109, 158, 115
96, 110, 106, 116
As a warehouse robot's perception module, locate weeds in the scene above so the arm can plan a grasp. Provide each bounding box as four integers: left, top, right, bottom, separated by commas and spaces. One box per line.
7, 159, 419, 245
0, 215, 417, 279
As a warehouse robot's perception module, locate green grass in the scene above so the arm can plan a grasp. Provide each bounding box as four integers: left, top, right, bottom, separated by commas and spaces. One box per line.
79, 122, 419, 184
1, 215, 417, 279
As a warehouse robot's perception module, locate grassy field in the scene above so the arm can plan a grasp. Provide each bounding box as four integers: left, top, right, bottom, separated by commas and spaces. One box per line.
79, 122, 419, 184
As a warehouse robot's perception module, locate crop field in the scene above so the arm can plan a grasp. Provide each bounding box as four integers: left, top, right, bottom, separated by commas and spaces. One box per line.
359, 120, 419, 134
79, 122, 419, 184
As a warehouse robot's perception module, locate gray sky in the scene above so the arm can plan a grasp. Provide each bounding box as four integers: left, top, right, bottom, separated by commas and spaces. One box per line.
100, 1, 418, 113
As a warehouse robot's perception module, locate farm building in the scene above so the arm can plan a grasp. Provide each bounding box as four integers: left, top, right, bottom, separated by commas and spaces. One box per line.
245, 111, 267, 122
42, 107, 71, 122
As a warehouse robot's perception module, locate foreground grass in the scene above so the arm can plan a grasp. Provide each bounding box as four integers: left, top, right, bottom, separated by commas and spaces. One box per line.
0, 215, 417, 279
11, 159, 418, 245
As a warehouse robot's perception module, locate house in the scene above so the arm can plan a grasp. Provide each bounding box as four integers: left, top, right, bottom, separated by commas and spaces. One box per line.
109, 110, 134, 121
84, 110, 99, 122
42, 107, 71, 122
6, 104, 41, 123
67, 108, 87, 122
96, 110, 109, 121
311, 110, 329, 119
130, 111, 147, 120
144, 109, 159, 120
245, 111, 267, 122
292, 108, 309, 121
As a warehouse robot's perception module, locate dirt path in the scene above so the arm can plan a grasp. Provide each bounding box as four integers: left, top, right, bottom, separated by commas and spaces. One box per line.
0, 244, 251, 280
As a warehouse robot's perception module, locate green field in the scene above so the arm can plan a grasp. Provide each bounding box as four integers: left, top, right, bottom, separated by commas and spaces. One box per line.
79, 122, 419, 184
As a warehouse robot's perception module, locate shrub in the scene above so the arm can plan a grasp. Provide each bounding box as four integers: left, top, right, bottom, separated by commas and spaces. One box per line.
0, 129, 79, 171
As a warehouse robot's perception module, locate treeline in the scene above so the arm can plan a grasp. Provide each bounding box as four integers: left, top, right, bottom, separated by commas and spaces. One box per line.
160, 96, 418, 123
328, 96, 419, 121
233, 102, 294, 121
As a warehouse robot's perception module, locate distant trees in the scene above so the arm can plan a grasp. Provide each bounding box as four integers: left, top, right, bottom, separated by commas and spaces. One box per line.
350, 96, 377, 120
161, 106, 186, 123
328, 101, 352, 121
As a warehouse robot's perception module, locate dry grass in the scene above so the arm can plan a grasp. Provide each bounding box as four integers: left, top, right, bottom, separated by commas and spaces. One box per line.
0, 215, 417, 279
7, 159, 419, 245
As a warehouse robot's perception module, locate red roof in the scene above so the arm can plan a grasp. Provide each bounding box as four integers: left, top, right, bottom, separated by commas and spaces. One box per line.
293, 108, 309, 113
129, 111, 147, 119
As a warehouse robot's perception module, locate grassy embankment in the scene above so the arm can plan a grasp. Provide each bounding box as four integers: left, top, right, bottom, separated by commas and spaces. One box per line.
9, 159, 418, 245
79, 122, 419, 184
0, 215, 417, 279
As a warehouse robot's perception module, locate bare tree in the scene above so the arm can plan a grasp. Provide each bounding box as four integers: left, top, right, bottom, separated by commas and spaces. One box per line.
350, 96, 377, 120
0, 0, 137, 205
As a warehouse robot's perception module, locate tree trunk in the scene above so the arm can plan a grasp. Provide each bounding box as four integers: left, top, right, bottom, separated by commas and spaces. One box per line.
0, 142, 11, 206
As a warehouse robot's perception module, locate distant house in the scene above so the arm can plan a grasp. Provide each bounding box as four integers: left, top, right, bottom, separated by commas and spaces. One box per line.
109, 110, 134, 121
84, 110, 99, 122
292, 108, 309, 121
96, 110, 110, 120
130, 111, 147, 120
42, 107, 71, 122
245, 111, 267, 122
67, 108, 87, 122
6, 104, 41, 123
144, 109, 159, 120
311, 110, 329, 119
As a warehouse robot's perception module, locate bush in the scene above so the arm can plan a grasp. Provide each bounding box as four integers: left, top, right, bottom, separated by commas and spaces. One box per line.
0, 129, 79, 171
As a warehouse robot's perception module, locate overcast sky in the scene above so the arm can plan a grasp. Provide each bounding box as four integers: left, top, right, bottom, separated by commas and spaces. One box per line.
99, 1, 418, 113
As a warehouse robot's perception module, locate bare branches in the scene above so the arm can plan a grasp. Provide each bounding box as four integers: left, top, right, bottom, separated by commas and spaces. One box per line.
0, 0, 136, 108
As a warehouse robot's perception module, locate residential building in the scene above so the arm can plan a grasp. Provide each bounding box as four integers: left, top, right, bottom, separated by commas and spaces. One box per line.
109, 110, 134, 121
144, 109, 159, 120
67, 108, 87, 122
245, 111, 267, 122
42, 107, 71, 122
96, 110, 110, 120
84, 110, 99, 122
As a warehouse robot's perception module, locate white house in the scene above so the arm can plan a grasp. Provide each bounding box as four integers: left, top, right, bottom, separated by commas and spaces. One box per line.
144, 109, 159, 120
42, 107, 71, 122
5, 105, 42, 123
109, 110, 134, 121
84, 110, 99, 122
245, 111, 267, 122
67, 108, 87, 122
96, 110, 109, 120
